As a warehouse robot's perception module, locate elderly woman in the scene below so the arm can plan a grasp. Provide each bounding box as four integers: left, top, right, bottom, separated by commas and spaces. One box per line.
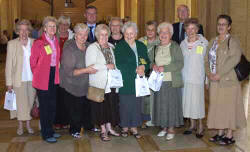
54, 15, 74, 130
114, 22, 150, 139
108, 17, 123, 46
180, 18, 208, 138
5, 19, 36, 135
30, 16, 61, 143
60, 23, 97, 138
139, 20, 160, 128
57, 15, 74, 57
86, 24, 120, 141
152, 22, 184, 140
205, 14, 246, 145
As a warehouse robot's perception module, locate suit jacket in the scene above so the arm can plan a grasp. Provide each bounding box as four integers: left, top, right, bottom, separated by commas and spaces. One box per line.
86, 23, 99, 43
30, 33, 60, 90
205, 36, 242, 87
5, 38, 34, 87
172, 22, 204, 44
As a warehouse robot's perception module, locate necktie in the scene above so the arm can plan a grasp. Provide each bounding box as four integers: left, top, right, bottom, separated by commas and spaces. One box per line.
89, 26, 95, 42
179, 23, 183, 41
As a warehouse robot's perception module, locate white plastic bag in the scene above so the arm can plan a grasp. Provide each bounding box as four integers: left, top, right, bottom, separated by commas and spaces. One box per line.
135, 74, 150, 97
148, 71, 164, 92
4, 90, 17, 111
107, 69, 123, 88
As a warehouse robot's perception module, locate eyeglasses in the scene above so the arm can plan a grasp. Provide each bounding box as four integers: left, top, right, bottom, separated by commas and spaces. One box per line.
217, 23, 228, 27
46, 25, 56, 28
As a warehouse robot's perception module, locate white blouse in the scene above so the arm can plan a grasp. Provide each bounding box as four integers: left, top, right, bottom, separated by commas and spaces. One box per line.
21, 38, 33, 81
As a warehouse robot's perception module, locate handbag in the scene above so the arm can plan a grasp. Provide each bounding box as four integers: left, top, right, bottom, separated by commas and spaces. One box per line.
4, 90, 16, 111
87, 86, 105, 102
30, 102, 40, 119
234, 55, 250, 81
227, 37, 250, 81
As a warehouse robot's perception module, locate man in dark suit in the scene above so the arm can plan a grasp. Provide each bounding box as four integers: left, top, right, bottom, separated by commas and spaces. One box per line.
82, 5, 101, 132
84, 5, 98, 43
172, 5, 204, 44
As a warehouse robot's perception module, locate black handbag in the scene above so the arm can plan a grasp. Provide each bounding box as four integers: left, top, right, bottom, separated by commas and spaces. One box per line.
234, 55, 250, 81
228, 37, 250, 81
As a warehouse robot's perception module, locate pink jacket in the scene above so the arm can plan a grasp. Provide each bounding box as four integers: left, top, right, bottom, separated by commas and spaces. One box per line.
30, 33, 60, 90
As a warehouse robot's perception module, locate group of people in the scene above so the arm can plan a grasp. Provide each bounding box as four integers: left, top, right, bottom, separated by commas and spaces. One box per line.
5, 4, 246, 146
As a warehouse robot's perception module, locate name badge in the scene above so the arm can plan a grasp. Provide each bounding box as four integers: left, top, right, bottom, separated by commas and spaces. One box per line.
196, 46, 203, 54
139, 58, 147, 65
44, 45, 52, 55
143, 40, 148, 46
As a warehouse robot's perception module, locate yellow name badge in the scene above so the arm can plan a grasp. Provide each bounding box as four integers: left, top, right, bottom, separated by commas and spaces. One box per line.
196, 46, 203, 54
140, 58, 147, 65
44, 45, 52, 55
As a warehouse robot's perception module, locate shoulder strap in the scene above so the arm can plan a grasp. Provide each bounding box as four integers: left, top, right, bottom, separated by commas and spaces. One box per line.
227, 36, 231, 50
153, 45, 157, 63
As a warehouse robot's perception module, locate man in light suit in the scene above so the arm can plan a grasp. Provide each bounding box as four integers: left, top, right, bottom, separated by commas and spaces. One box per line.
84, 5, 98, 43
172, 5, 204, 44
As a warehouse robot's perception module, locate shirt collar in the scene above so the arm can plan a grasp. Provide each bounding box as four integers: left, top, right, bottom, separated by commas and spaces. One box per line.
87, 23, 96, 28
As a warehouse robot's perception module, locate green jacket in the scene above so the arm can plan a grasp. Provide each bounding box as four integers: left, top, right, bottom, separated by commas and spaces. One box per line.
155, 41, 184, 88
115, 39, 151, 94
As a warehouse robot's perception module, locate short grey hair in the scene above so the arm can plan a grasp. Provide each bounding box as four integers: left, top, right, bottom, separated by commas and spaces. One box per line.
95, 24, 111, 39
58, 15, 71, 25
177, 4, 190, 12
121, 21, 138, 34
74, 23, 89, 34
109, 17, 123, 27
43, 16, 57, 27
15, 19, 33, 34
145, 20, 157, 29
157, 22, 173, 36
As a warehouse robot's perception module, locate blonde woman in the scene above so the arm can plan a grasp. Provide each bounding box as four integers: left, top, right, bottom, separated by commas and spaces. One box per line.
5, 19, 36, 135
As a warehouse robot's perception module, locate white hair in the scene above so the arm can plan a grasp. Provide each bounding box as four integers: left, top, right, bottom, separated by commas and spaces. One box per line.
95, 24, 111, 40
74, 23, 89, 34
157, 22, 173, 36
121, 21, 138, 34
109, 17, 123, 27
58, 15, 71, 25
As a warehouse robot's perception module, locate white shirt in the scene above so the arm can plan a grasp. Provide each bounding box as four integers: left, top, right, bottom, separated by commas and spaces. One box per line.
87, 23, 96, 37
21, 38, 33, 81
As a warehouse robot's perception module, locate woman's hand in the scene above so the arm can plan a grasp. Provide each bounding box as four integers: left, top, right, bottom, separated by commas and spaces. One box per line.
208, 73, 220, 81
152, 64, 159, 72
213, 74, 220, 81
106, 64, 115, 70
7, 86, 13, 92
86, 65, 98, 74
158, 66, 164, 72
136, 65, 145, 76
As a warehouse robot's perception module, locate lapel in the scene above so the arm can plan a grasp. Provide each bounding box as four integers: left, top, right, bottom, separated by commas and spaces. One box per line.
15, 39, 24, 60
216, 37, 230, 68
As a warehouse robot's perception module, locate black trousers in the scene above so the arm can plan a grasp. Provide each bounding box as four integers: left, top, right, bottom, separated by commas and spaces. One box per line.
37, 67, 57, 140
54, 86, 69, 125
64, 90, 93, 134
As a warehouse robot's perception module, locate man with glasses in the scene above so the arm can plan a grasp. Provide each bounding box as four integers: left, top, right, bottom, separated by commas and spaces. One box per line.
172, 5, 204, 44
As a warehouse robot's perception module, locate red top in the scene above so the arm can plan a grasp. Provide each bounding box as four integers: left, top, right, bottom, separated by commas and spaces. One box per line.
30, 33, 61, 90
59, 36, 68, 60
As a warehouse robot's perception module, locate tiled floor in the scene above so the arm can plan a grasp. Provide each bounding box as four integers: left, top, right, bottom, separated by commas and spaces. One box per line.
0, 52, 248, 152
